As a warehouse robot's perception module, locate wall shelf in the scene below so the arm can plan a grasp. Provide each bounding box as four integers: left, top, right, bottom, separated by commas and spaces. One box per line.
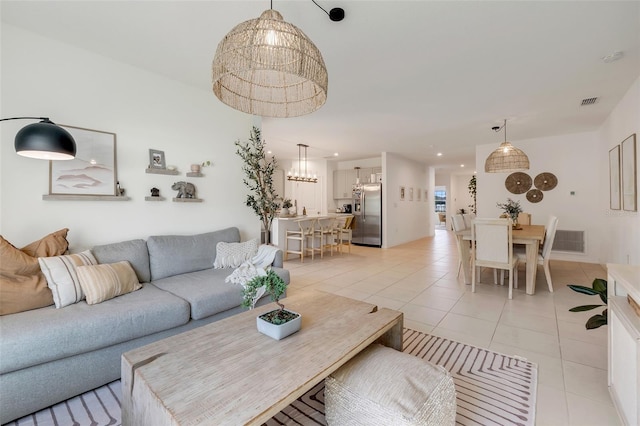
186, 172, 203, 177
172, 198, 203, 203
145, 196, 166, 201
146, 168, 179, 175
43, 195, 131, 201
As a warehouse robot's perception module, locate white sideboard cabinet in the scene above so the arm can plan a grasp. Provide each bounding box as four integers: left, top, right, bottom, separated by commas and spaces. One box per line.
607, 263, 640, 426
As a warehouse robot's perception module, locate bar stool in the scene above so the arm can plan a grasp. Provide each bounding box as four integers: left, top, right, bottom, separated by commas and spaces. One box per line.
316, 216, 339, 257
337, 215, 354, 254
285, 218, 316, 262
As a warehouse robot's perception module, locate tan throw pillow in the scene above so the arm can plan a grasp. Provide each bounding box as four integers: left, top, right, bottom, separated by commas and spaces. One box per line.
213, 239, 259, 269
0, 229, 69, 315
76, 261, 142, 305
39, 250, 97, 308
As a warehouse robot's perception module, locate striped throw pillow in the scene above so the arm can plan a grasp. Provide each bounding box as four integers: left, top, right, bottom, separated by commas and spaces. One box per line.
38, 250, 97, 308
76, 261, 141, 305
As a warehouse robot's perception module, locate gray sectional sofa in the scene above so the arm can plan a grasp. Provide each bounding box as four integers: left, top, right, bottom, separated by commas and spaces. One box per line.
0, 227, 289, 424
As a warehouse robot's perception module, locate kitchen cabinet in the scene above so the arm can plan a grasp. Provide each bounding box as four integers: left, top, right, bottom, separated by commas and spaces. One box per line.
333, 169, 357, 199
607, 263, 640, 426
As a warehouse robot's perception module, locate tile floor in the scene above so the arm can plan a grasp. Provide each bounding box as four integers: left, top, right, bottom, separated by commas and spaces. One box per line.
283, 228, 622, 426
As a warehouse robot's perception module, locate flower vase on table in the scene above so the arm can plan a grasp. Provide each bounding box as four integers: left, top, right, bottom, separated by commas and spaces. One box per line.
497, 198, 523, 230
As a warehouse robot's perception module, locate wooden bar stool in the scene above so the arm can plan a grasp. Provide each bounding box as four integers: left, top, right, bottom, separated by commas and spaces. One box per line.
285, 218, 316, 262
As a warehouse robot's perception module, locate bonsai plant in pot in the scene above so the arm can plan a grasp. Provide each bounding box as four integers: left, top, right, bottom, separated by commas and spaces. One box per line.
235, 127, 280, 244
241, 269, 301, 340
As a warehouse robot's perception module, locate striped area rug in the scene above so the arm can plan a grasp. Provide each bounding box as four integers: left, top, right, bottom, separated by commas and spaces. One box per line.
7, 329, 537, 426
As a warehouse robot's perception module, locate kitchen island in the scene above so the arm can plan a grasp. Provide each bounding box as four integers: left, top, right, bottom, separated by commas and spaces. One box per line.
271, 214, 351, 253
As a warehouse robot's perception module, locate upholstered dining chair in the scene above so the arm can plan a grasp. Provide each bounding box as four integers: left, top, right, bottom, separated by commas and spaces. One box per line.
471, 218, 519, 299
515, 215, 558, 292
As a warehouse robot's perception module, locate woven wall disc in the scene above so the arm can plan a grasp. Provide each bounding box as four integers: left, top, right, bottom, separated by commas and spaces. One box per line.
534, 172, 557, 191
505, 172, 532, 194
526, 189, 544, 203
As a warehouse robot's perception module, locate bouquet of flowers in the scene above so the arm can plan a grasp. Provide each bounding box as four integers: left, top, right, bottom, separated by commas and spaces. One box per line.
496, 198, 522, 222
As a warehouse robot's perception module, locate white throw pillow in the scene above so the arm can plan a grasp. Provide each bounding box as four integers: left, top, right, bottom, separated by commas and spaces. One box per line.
38, 250, 98, 308
213, 239, 259, 269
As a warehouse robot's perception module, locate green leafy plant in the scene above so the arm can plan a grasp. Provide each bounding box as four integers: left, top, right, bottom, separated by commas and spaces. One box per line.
568, 278, 608, 329
235, 127, 280, 244
282, 198, 293, 209
201, 160, 212, 167
241, 270, 293, 325
468, 175, 477, 214
496, 198, 522, 222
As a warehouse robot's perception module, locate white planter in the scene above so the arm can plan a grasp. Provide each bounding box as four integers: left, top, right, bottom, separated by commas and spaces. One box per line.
256, 309, 301, 340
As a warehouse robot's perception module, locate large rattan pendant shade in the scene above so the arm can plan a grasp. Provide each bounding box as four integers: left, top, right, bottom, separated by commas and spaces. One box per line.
212, 9, 328, 118
484, 120, 530, 173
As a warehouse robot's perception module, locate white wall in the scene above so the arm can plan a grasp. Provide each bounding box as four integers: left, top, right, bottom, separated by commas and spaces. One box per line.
382, 152, 432, 248
1, 25, 259, 250
599, 76, 640, 265
279, 158, 327, 216
476, 131, 603, 263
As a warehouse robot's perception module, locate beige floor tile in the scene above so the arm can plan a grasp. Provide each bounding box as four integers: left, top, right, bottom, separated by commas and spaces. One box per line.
563, 360, 612, 403
499, 310, 559, 336
403, 320, 434, 335
363, 295, 405, 311
437, 312, 497, 341
375, 285, 424, 302
408, 292, 459, 311
430, 326, 492, 348
450, 299, 504, 322
560, 338, 608, 370
400, 303, 448, 326
566, 393, 622, 426
493, 324, 561, 358
536, 384, 570, 426
558, 319, 607, 346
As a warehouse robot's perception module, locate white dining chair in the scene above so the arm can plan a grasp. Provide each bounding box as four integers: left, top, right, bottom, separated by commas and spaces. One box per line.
462, 213, 475, 229
451, 214, 467, 277
471, 218, 519, 299
517, 212, 531, 225
515, 215, 558, 292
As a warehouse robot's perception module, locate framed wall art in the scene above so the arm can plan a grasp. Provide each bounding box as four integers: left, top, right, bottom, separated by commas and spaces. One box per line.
609, 145, 621, 210
621, 134, 637, 211
149, 149, 166, 169
400, 186, 405, 201
49, 125, 117, 196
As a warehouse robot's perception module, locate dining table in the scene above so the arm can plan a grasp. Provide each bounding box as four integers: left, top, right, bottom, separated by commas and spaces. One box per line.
455, 224, 546, 295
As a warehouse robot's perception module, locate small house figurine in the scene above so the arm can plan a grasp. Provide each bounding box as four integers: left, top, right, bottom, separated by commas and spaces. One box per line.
150, 187, 160, 197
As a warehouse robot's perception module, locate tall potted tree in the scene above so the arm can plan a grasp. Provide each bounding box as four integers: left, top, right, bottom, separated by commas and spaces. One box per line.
235, 127, 280, 244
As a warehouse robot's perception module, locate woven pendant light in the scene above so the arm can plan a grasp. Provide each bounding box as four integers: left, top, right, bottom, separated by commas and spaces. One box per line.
485, 119, 530, 173
212, 8, 328, 118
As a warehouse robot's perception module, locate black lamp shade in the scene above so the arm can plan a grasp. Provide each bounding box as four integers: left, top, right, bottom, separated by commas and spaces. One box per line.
15, 120, 76, 160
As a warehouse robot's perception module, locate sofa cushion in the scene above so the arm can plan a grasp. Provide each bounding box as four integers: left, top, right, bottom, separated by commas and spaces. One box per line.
213, 239, 259, 269
0, 229, 69, 315
38, 250, 98, 308
147, 227, 240, 281
76, 261, 142, 305
151, 268, 246, 320
0, 284, 190, 374
92, 239, 150, 283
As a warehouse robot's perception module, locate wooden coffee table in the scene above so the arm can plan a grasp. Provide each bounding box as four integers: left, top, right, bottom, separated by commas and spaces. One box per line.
121, 290, 403, 425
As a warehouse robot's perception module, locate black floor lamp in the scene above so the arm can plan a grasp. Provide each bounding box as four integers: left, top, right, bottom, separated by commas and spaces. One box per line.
0, 117, 76, 160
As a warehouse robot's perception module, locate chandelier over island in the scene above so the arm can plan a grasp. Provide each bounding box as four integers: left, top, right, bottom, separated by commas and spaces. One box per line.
287, 144, 318, 183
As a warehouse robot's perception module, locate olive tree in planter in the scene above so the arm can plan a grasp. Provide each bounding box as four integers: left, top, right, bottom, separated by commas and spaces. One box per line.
235, 127, 279, 244
242, 270, 301, 340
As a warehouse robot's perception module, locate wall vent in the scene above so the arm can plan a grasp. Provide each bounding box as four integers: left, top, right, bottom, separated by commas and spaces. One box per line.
552, 230, 585, 253
581, 97, 598, 106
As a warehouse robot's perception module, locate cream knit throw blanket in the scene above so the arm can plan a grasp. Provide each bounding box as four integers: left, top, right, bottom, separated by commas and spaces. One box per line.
225, 244, 280, 308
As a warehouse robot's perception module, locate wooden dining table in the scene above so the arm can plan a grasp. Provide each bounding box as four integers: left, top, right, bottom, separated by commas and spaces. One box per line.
456, 224, 546, 295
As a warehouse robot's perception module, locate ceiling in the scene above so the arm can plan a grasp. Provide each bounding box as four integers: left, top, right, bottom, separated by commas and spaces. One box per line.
2, 1, 639, 171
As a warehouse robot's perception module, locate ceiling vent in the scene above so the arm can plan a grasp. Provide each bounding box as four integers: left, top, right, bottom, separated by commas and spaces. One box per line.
581, 97, 598, 106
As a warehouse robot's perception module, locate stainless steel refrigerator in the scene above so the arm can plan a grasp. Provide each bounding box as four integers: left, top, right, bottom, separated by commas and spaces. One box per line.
352, 183, 382, 247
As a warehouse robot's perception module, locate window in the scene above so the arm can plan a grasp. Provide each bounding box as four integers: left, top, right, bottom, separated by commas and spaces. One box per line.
435, 190, 446, 212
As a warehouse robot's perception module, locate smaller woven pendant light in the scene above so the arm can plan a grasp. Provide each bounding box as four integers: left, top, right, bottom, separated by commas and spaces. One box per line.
485, 119, 530, 173
212, 8, 328, 118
